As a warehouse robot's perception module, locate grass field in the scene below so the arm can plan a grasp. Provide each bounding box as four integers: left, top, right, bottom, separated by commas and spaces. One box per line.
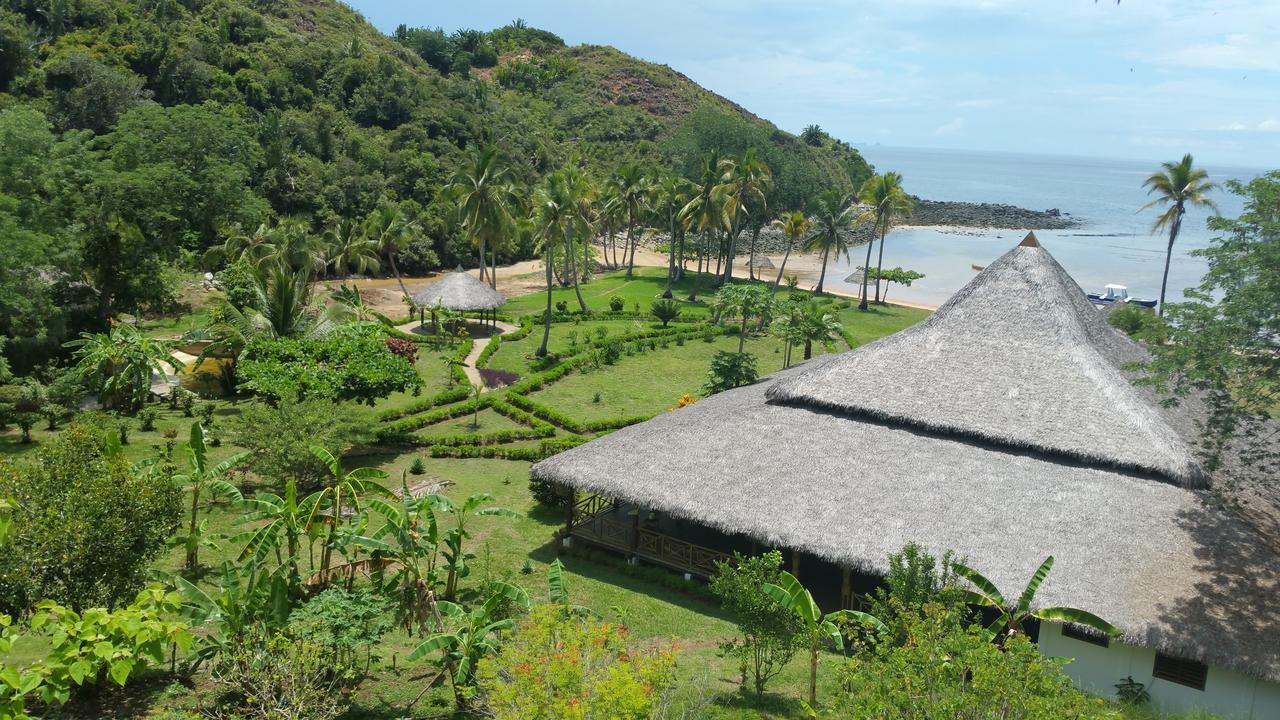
0, 269, 952, 718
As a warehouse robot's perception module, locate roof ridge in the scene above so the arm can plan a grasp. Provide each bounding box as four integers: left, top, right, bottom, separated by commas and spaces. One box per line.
765, 239, 1206, 487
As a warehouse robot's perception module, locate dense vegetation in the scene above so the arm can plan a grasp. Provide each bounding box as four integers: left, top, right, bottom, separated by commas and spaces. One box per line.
0, 0, 871, 374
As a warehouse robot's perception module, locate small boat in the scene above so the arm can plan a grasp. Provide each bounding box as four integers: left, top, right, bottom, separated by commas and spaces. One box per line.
1087, 284, 1156, 308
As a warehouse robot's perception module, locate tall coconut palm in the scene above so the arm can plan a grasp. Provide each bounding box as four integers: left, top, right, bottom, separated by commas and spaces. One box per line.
1141, 154, 1219, 316
680, 149, 727, 301
804, 190, 858, 295
531, 171, 572, 357
363, 205, 419, 300
204, 222, 274, 269
770, 210, 810, 292
858, 172, 914, 307
653, 173, 696, 298
323, 217, 380, 279
447, 144, 518, 289
611, 163, 651, 277
714, 149, 773, 286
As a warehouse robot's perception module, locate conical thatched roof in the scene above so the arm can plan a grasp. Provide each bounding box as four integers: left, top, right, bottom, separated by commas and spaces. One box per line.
412, 269, 505, 311
748, 255, 775, 270
770, 232, 1204, 487
532, 236, 1280, 683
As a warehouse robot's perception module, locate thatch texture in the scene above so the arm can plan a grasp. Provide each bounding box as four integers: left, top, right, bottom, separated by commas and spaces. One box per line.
769, 237, 1205, 486
412, 270, 505, 311
748, 255, 775, 270
532, 237, 1280, 683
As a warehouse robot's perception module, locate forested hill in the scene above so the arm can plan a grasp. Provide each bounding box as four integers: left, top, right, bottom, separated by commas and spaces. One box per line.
0, 0, 870, 367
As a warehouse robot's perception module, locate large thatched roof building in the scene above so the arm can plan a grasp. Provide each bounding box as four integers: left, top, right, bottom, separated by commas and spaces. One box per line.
533, 234, 1280, 718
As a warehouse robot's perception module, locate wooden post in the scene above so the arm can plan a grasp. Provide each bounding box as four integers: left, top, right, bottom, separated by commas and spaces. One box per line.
791, 550, 801, 578
564, 488, 575, 533
841, 567, 852, 609
629, 508, 640, 559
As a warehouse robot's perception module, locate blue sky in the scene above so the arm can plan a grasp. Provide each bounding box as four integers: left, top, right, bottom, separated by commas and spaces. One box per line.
350, 1, 1279, 168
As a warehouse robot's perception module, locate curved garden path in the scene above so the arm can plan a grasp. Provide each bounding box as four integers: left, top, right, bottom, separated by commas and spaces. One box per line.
395, 319, 517, 391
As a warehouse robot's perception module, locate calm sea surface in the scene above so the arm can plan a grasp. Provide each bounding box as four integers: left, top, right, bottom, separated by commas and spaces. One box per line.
831, 146, 1266, 307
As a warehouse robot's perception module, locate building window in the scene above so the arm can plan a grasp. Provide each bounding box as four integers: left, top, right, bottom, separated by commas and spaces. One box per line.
1152, 653, 1207, 691
1061, 623, 1109, 648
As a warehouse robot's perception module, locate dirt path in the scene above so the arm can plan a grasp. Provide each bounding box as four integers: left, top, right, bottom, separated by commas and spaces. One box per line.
394, 319, 518, 390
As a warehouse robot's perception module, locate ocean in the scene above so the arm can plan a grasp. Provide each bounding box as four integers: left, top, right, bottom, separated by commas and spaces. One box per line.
830, 146, 1267, 307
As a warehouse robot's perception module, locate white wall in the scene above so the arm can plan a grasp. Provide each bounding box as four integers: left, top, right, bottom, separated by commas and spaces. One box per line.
1039, 622, 1280, 719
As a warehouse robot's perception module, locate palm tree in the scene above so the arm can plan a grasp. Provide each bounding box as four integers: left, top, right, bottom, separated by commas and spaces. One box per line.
205, 222, 274, 269
714, 149, 773, 286
323, 217, 380, 279
764, 570, 885, 706
770, 210, 810, 292
447, 144, 518, 289
1141, 154, 1218, 316
560, 167, 597, 312
531, 171, 571, 356
952, 555, 1120, 645
804, 190, 858, 295
713, 284, 772, 353
305, 446, 392, 586
680, 149, 727, 301
64, 324, 181, 413
363, 205, 419, 300
653, 173, 696, 298
173, 423, 251, 571
611, 163, 651, 277
796, 304, 843, 360
858, 172, 914, 307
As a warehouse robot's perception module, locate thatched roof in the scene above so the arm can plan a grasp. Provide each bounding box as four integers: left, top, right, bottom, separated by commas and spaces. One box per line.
771, 232, 1204, 487
843, 270, 865, 284
532, 236, 1280, 682
748, 255, 775, 270
412, 269, 505, 311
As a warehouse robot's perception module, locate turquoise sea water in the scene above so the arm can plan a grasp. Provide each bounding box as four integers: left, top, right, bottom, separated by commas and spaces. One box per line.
831, 146, 1267, 307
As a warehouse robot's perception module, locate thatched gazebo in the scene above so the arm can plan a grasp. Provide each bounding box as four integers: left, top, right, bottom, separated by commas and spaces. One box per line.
412, 268, 506, 328
532, 233, 1280, 716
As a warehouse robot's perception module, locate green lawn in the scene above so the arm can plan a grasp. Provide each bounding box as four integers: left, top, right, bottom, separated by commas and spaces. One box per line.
502, 267, 719, 318
5, 269, 946, 719
529, 333, 799, 422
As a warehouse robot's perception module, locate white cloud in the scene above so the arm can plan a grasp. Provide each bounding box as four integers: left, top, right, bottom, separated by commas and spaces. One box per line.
1260, 119, 1280, 132
935, 117, 966, 136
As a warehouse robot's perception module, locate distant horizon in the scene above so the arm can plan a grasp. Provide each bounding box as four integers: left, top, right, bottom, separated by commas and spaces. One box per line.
851, 142, 1272, 176
351, 1, 1280, 169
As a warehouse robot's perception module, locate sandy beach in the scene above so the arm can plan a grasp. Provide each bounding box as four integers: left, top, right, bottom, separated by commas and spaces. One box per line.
320, 247, 939, 319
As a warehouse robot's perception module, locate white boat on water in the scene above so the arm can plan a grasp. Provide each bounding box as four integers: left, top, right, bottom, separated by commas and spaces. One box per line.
1087, 284, 1157, 308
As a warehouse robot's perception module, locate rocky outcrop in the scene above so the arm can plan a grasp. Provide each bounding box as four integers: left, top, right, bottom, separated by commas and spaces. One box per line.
905, 199, 1079, 229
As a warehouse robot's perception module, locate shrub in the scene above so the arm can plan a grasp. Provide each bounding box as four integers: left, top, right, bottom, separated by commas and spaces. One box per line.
384, 336, 418, 364
216, 258, 260, 311
288, 589, 393, 678
1108, 303, 1167, 343
409, 456, 426, 475
710, 551, 805, 699
239, 325, 421, 405
228, 400, 370, 489
529, 477, 566, 507
195, 400, 216, 428
837, 603, 1106, 718
0, 423, 181, 614
704, 351, 758, 394
476, 605, 677, 720
608, 295, 626, 312
210, 626, 351, 720
138, 405, 159, 431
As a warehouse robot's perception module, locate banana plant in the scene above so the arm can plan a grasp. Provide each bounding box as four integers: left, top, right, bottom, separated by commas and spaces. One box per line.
763, 570, 886, 706
407, 581, 531, 708
170, 561, 289, 669
952, 556, 1120, 645
216, 479, 323, 597
423, 493, 520, 601
546, 558, 593, 618
350, 477, 442, 633
172, 423, 250, 571
306, 446, 391, 586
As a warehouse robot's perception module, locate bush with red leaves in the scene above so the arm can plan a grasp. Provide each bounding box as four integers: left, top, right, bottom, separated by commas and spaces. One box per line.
385, 337, 418, 364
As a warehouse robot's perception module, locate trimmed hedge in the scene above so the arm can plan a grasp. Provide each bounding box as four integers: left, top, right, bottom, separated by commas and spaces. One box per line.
416, 427, 550, 448
489, 399, 556, 434
377, 383, 471, 422
505, 392, 649, 435
377, 396, 494, 442
427, 435, 589, 461
475, 335, 501, 368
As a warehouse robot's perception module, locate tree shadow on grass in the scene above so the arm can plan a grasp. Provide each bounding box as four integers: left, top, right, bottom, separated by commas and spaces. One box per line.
713, 685, 811, 717
525, 540, 731, 622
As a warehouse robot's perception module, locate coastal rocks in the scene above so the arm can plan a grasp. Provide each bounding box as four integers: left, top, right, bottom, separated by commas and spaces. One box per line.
905, 199, 1079, 229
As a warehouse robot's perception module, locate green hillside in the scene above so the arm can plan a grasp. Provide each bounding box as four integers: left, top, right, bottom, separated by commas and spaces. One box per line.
0, 0, 869, 366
